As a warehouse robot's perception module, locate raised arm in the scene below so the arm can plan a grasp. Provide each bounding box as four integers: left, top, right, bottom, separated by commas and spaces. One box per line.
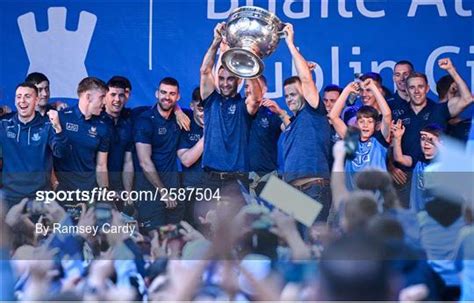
261, 98, 291, 128
331, 140, 349, 213
363, 79, 392, 141
328, 82, 359, 138
283, 23, 320, 109
200, 22, 225, 100
439, 58, 474, 117
390, 120, 413, 167
245, 78, 262, 115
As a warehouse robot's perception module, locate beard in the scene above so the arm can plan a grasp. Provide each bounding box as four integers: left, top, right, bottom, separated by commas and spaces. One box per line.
220, 86, 237, 98
158, 101, 174, 112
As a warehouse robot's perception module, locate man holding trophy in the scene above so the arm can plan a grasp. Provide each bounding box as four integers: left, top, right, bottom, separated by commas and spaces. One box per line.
199, 8, 331, 223
199, 22, 262, 191
281, 23, 332, 222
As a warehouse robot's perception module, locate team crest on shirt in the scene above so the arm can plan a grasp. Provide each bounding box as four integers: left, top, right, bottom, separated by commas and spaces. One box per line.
88, 126, 97, 137
189, 134, 201, 141
31, 133, 41, 142
392, 109, 405, 119
331, 133, 341, 143
66, 123, 79, 132
158, 127, 167, 135
6, 131, 16, 139
259, 117, 270, 128
352, 140, 372, 167
227, 104, 237, 115
423, 112, 430, 120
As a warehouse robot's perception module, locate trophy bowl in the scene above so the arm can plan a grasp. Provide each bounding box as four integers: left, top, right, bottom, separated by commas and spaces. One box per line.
222, 6, 284, 79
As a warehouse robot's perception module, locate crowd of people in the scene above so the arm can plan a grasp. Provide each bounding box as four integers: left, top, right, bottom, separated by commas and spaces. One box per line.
0, 22, 473, 301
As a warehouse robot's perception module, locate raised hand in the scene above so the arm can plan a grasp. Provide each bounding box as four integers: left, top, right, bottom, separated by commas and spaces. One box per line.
213, 22, 225, 42
261, 98, 283, 114
282, 23, 294, 46
344, 81, 361, 95
438, 57, 454, 71
362, 78, 377, 91
47, 109, 62, 133
390, 119, 405, 139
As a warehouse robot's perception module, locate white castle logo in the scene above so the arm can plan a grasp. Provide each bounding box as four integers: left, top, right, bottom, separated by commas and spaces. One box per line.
17, 7, 97, 99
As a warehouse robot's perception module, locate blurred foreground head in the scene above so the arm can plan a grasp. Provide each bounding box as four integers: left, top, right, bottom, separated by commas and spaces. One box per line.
318, 232, 396, 301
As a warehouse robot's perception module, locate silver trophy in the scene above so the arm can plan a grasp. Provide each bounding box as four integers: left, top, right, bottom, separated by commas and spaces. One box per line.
221, 6, 285, 79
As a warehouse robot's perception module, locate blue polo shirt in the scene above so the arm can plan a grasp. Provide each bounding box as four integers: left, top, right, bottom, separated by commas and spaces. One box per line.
100, 109, 133, 191
177, 109, 204, 187
249, 106, 282, 174
387, 92, 410, 121
282, 100, 331, 182
409, 159, 432, 212
345, 132, 389, 190
0, 113, 68, 205
134, 105, 181, 189
130, 106, 152, 170
54, 106, 111, 191
419, 211, 465, 287
201, 90, 252, 172
397, 99, 451, 170
129, 106, 152, 190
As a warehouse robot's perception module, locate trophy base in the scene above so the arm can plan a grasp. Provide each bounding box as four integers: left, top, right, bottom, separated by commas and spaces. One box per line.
221, 48, 264, 79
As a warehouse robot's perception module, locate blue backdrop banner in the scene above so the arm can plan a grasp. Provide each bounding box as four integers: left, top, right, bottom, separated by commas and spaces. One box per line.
1, 0, 473, 108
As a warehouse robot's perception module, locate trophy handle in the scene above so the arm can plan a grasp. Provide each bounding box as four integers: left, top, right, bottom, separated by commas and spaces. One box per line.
277, 30, 286, 39
277, 22, 287, 39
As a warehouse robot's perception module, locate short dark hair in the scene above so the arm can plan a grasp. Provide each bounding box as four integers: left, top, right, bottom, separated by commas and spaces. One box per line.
283, 76, 301, 87
25, 72, 49, 85
436, 75, 454, 100
77, 77, 108, 96
356, 105, 379, 121
108, 75, 132, 91
406, 72, 428, 86
158, 77, 179, 91
324, 84, 343, 94
16, 82, 38, 95
107, 77, 128, 90
191, 87, 201, 103
360, 72, 382, 86
421, 123, 443, 137
395, 60, 414, 71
